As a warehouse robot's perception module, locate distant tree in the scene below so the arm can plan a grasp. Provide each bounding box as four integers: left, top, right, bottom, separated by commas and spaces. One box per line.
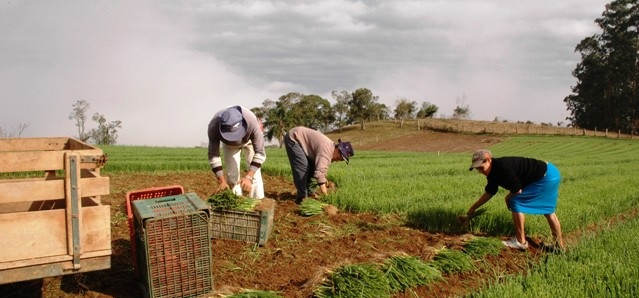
293, 94, 334, 132
0, 123, 29, 138
348, 88, 379, 130
374, 103, 390, 121
88, 113, 122, 145
452, 94, 471, 119
417, 101, 438, 118
331, 90, 351, 132
263, 94, 298, 147
394, 98, 417, 128
564, 0, 639, 133
69, 100, 91, 141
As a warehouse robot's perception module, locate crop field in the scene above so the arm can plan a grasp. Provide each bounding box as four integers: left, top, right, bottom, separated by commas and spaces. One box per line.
103, 135, 639, 240
6, 132, 637, 297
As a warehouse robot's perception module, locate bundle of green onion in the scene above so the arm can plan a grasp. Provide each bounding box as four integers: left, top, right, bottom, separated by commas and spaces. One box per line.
382, 255, 442, 292
432, 248, 475, 274
462, 237, 503, 259
208, 190, 258, 212
314, 264, 390, 298
299, 198, 328, 216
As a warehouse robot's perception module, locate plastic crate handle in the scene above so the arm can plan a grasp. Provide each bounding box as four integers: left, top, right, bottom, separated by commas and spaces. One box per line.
156, 197, 176, 203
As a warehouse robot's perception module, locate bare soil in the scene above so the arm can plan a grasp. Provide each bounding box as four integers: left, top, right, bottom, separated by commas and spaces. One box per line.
359, 130, 504, 153
1, 132, 549, 298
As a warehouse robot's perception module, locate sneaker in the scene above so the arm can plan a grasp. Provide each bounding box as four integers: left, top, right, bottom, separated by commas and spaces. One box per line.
502, 237, 528, 250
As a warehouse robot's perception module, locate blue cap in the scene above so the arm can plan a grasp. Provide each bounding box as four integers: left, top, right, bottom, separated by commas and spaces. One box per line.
219, 106, 247, 142
337, 139, 354, 164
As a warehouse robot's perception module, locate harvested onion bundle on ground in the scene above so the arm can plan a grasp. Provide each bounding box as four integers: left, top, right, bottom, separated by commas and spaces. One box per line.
432, 248, 475, 274
462, 237, 503, 259
299, 198, 328, 216
382, 255, 442, 292
314, 264, 390, 298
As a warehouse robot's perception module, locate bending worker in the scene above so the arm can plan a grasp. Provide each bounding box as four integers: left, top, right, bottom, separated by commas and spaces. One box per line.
208, 105, 265, 198
284, 126, 354, 204
462, 149, 564, 250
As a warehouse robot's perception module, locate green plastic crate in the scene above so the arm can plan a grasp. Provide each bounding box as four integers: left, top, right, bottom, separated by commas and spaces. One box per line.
209, 198, 275, 246
132, 193, 213, 298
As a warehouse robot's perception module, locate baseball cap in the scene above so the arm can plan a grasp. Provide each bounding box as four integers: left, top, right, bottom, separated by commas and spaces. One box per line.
337, 139, 354, 164
469, 149, 492, 171
219, 106, 247, 142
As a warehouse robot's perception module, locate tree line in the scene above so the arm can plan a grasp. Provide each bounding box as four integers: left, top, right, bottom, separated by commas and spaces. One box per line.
564, 0, 638, 134
249, 88, 448, 147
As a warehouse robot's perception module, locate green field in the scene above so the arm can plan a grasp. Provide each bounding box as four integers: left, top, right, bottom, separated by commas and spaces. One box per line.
104, 135, 639, 238
101, 134, 639, 296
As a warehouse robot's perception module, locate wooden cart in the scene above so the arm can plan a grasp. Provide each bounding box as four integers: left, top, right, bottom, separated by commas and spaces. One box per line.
0, 137, 111, 284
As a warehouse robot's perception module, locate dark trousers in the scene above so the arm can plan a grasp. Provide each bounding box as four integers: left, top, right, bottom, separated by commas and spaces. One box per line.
284, 134, 314, 202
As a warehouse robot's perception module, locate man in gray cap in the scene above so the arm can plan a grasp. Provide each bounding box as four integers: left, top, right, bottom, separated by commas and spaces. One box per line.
284, 126, 354, 203
208, 106, 266, 198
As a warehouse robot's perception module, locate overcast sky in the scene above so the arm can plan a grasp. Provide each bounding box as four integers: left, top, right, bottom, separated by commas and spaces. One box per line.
1, 0, 610, 147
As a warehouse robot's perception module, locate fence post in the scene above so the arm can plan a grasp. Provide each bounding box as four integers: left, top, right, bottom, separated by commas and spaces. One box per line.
595, 127, 597, 137
605, 129, 608, 138
583, 128, 586, 136
618, 130, 621, 139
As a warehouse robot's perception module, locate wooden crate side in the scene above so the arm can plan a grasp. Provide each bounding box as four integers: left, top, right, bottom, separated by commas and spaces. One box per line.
0, 205, 111, 266
0, 137, 71, 152
0, 149, 105, 173
80, 205, 111, 253
0, 209, 68, 263
0, 176, 109, 204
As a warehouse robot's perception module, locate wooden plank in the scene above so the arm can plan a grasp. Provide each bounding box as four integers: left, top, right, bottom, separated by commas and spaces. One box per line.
81, 205, 111, 253
0, 137, 70, 151
0, 206, 111, 266
0, 255, 110, 284
0, 151, 64, 172
0, 150, 105, 173
0, 209, 67, 263
0, 176, 110, 204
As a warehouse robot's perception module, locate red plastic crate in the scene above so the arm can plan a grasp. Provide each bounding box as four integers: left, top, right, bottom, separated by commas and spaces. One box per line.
125, 185, 184, 275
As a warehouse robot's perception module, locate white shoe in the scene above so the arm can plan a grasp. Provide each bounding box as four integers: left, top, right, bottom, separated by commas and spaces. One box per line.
502, 237, 528, 250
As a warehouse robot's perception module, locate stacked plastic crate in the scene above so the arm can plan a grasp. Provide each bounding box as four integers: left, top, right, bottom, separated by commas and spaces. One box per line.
131, 192, 213, 298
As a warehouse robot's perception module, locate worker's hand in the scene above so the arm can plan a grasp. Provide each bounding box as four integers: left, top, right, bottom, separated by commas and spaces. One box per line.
215, 176, 230, 193
240, 176, 253, 193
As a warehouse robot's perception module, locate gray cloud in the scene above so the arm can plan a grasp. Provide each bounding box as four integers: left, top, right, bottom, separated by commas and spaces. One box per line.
1, 0, 609, 146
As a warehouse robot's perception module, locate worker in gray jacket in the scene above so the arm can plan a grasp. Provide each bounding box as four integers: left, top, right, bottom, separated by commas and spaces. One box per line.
208, 106, 266, 198
284, 126, 354, 203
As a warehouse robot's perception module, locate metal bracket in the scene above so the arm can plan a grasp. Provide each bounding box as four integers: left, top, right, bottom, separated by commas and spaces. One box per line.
81, 154, 108, 167
69, 155, 82, 269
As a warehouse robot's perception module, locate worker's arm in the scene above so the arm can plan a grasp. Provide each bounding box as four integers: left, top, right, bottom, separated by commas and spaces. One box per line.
467, 192, 494, 217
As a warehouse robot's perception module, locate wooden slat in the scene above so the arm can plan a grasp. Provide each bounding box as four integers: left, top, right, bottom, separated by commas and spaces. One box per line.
0, 176, 110, 204
81, 205, 111, 253
0, 150, 105, 173
0, 255, 111, 283
0, 209, 67, 263
0, 205, 111, 266
0, 137, 70, 151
